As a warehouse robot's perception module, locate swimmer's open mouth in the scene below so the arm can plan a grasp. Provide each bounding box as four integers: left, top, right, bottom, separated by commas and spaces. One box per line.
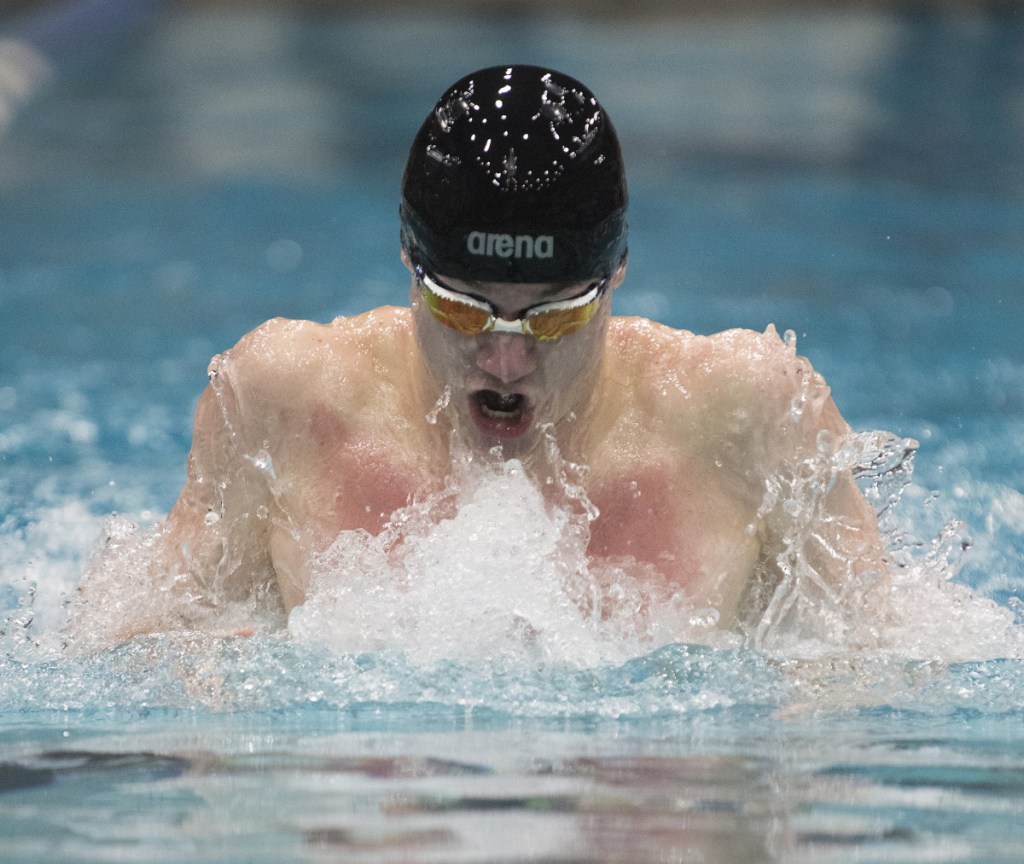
469, 389, 533, 438
477, 390, 524, 419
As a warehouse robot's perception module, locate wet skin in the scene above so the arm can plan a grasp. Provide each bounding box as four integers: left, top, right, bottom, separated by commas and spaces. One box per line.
74, 266, 885, 643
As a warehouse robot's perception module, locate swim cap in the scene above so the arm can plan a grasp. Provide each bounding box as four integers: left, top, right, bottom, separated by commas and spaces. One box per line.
401, 65, 628, 283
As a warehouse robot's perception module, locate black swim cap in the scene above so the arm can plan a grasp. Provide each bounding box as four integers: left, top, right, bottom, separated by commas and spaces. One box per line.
401, 65, 628, 283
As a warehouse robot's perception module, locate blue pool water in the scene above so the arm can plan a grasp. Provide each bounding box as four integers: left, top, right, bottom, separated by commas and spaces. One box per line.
1, 3, 1023, 861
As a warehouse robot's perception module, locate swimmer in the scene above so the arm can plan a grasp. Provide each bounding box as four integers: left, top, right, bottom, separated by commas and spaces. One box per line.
77, 65, 885, 641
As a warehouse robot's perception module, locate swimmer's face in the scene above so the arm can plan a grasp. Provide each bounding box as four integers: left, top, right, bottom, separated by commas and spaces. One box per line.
409, 261, 623, 459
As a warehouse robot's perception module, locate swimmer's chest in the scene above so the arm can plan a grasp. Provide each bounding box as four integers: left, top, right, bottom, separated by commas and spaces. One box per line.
289, 401, 762, 603
289, 402, 442, 535
584, 448, 762, 601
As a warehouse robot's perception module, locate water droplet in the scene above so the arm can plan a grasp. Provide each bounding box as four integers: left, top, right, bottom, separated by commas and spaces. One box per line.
246, 450, 277, 480
426, 387, 451, 425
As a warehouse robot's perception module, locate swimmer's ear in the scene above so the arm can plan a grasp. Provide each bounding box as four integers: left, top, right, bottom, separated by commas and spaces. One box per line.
400, 248, 413, 270
608, 255, 628, 291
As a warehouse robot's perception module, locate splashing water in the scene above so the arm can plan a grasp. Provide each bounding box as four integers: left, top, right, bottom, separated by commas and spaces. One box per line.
291, 453, 726, 670
748, 427, 1022, 661
2, 421, 1022, 717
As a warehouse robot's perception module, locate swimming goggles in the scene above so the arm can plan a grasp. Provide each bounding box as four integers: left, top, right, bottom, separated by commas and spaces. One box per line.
415, 266, 607, 341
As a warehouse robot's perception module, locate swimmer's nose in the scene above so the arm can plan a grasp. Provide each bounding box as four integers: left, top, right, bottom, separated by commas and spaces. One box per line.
475, 332, 537, 384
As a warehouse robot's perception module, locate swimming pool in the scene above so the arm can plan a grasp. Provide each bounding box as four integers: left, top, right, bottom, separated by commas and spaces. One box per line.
1, 2, 1023, 861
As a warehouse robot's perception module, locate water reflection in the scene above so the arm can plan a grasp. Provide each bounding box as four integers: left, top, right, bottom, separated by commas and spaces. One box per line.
3, 731, 1022, 863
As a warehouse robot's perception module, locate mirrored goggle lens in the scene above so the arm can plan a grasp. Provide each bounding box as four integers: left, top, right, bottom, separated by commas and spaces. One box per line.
525, 301, 600, 341
419, 270, 604, 341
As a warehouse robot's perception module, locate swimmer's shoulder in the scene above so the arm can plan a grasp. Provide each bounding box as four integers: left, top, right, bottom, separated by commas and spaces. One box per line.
707, 324, 831, 411
606, 316, 699, 374
208, 308, 414, 402
606, 318, 836, 450
608, 315, 778, 360
609, 317, 822, 392
606, 316, 758, 393
231, 306, 410, 355
604, 317, 711, 421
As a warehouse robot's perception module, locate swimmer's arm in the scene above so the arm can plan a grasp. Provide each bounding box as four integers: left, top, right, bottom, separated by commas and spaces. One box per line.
747, 391, 889, 632
69, 378, 275, 649
160, 367, 277, 609
72, 363, 285, 650
167, 315, 382, 616
722, 330, 888, 630
789, 446, 887, 584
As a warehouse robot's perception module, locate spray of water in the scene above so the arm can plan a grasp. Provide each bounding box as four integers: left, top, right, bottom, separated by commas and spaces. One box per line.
2, 399, 1022, 715
747, 428, 1023, 662
290, 444, 728, 669
5, 429, 1020, 661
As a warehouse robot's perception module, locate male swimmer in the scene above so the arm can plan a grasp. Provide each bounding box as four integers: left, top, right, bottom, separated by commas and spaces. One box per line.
76, 65, 885, 641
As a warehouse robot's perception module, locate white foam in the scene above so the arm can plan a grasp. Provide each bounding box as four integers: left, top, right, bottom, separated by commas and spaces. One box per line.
290, 457, 726, 669
0, 500, 101, 655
